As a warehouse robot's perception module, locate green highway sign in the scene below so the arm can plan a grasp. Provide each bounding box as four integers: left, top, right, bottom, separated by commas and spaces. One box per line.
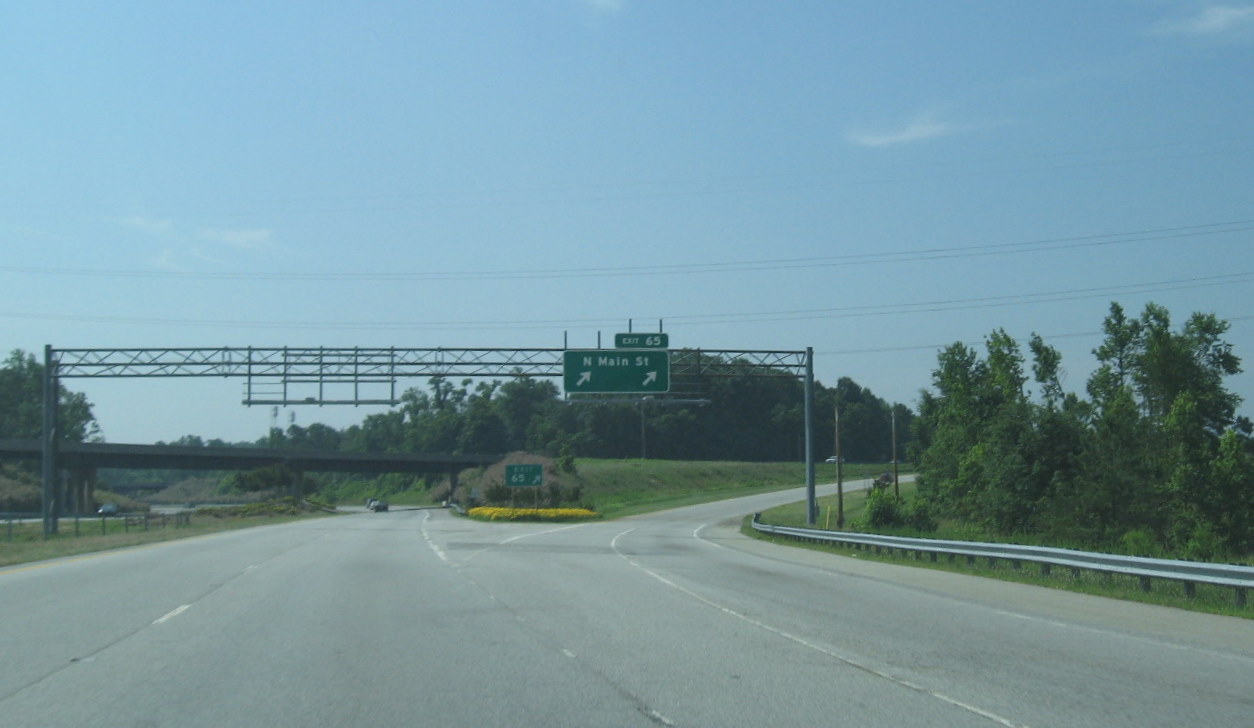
614, 333, 668, 349
563, 349, 670, 394
505, 464, 543, 487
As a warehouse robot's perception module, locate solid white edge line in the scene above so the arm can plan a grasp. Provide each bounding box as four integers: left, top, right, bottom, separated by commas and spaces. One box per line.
610, 528, 1031, 728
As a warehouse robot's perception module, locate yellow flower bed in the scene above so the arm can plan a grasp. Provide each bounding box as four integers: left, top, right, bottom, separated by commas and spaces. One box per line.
467, 507, 600, 522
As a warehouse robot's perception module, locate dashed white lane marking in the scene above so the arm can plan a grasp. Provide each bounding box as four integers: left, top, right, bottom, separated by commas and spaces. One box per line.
611, 528, 1030, 728
152, 604, 191, 625
420, 511, 449, 562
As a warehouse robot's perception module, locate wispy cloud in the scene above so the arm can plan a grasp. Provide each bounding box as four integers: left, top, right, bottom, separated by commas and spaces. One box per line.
150, 248, 189, 273
846, 113, 966, 148
577, 0, 624, 12
119, 215, 173, 235
197, 228, 274, 250
1153, 4, 1254, 35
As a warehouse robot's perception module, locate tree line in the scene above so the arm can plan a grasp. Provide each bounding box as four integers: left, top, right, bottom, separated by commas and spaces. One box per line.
247, 368, 911, 466
912, 302, 1252, 559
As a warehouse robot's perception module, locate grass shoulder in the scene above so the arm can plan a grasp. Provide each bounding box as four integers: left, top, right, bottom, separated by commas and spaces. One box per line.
453, 457, 895, 520
0, 499, 336, 569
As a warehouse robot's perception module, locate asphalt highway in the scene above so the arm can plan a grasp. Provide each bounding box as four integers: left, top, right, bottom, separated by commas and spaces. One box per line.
2, 481, 1251, 727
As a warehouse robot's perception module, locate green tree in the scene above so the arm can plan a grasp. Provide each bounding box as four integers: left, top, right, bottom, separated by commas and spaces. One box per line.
458, 381, 508, 454
0, 349, 99, 443
917, 302, 1248, 555
495, 376, 562, 451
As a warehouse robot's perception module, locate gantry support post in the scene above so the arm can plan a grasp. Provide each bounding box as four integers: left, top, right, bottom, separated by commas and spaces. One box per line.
804, 347, 817, 526
42, 345, 59, 537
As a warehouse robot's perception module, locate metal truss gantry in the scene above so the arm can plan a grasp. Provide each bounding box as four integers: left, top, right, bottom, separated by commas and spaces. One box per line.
38, 345, 819, 534
50, 346, 812, 405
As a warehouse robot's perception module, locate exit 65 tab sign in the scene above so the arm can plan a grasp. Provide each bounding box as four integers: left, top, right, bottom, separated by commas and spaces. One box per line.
563, 349, 670, 394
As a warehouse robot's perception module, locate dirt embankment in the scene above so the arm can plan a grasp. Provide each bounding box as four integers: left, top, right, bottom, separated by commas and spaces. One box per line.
0, 466, 40, 511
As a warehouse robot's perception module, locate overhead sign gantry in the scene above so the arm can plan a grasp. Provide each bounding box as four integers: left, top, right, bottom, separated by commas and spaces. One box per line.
36, 343, 820, 535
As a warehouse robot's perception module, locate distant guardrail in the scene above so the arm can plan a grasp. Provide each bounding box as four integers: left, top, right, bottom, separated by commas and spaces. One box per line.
3, 511, 192, 540
751, 514, 1253, 607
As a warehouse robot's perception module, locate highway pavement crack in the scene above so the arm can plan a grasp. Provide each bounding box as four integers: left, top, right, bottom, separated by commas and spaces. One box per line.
0, 533, 328, 704
445, 555, 681, 727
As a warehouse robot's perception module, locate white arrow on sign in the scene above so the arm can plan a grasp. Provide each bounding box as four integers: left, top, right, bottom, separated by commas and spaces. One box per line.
577, 371, 592, 386
643, 371, 657, 387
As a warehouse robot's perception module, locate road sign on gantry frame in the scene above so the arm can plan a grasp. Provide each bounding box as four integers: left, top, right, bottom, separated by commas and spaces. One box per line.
614, 333, 668, 349
563, 349, 670, 393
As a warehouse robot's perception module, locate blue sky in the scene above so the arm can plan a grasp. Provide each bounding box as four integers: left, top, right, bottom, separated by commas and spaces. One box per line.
3, 1, 1253, 444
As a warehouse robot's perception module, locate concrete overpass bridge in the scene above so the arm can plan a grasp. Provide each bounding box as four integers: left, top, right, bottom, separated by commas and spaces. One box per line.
0, 439, 498, 514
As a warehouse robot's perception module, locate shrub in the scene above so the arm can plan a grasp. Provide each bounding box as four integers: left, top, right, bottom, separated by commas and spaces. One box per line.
466, 507, 600, 522
1119, 529, 1159, 557
1182, 523, 1225, 561
862, 487, 904, 529
906, 499, 938, 532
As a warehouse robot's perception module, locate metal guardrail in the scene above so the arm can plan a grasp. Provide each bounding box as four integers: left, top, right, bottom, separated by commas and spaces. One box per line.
751, 514, 1253, 607
3, 511, 193, 540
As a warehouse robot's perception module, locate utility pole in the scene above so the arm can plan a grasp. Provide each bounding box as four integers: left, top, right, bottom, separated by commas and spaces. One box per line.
892, 405, 900, 499
835, 400, 844, 529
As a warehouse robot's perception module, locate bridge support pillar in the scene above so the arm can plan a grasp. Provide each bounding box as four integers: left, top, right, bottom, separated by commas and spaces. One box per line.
67, 467, 96, 515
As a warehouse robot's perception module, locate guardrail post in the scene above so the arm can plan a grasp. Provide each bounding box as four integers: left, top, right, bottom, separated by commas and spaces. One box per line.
1040, 563, 1052, 576
1139, 576, 1152, 592
1237, 588, 1247, 608
1183, 582, 1196, 598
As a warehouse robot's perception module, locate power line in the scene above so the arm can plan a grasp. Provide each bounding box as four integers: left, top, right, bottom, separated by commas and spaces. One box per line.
663, 273, 1254, 325
5, 135, 1251, 216
818, 317, 1254, 357
2, 272, 1250, 332
1, 219, 1250, 282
